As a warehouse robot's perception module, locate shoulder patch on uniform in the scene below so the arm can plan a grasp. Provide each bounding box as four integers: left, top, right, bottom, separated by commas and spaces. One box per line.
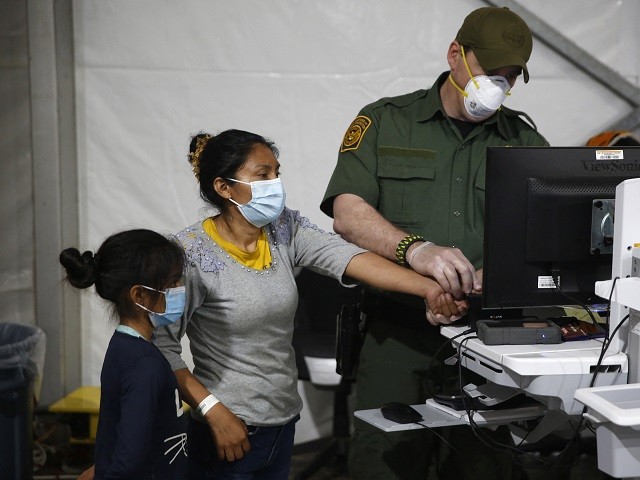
340, 115, 372, 153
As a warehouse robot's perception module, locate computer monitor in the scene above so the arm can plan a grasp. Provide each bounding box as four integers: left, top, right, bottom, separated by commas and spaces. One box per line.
482, 146, 640, 310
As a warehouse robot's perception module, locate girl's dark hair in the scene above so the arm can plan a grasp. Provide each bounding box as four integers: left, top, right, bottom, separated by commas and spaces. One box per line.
59, 229, 185, 318
189, 129, 279, 209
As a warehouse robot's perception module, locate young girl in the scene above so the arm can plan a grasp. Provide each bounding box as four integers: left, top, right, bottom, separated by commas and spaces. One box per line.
60, 229, 188, 480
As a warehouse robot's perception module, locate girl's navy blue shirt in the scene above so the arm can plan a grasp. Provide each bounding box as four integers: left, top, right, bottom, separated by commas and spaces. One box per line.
95, 331, 187, 480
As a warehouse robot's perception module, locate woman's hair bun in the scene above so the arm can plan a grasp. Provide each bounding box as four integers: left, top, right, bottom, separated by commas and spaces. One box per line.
59, 247, 98, 289
188, 132, 213, 180
189, 132, 213, 155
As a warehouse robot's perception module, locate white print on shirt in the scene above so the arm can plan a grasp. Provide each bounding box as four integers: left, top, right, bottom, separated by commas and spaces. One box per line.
175, 389, 184, 417
164, 433, 188, 464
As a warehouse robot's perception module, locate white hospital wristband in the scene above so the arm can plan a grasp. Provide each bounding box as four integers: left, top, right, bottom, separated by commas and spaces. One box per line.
406, 241, 434, 266
196, 394, 219, 417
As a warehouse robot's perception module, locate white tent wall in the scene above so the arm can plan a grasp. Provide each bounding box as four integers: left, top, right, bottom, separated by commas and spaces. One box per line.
1, 2, 34, 328
72, 0, 640, 444
1, 0, 639, 445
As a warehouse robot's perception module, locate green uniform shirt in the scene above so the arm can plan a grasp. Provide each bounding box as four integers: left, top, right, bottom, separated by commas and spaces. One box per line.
321, 71, 548, 269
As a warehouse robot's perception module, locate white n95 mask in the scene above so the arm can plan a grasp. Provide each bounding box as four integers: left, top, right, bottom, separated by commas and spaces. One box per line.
448, 45, 511, 120
462, 75, 511, 119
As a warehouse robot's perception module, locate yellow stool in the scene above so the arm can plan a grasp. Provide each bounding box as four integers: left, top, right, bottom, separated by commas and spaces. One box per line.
49, 386, 191, 443
49, 386, 101, 443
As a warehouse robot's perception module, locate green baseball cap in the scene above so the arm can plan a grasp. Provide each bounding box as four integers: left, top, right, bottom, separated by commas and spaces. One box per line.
455, 7, 532, 83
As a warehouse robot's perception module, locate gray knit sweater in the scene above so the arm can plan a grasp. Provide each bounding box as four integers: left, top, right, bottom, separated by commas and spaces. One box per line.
153, 207, 365, 426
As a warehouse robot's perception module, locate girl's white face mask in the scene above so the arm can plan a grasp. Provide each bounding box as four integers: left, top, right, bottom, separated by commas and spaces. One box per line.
448, 46, 511, 120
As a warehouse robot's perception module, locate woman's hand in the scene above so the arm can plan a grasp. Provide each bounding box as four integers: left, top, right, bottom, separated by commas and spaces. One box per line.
173, 369, 251, 461
77, 465, 95, 480
204, 402, 251, 461
425, 288, 469, 326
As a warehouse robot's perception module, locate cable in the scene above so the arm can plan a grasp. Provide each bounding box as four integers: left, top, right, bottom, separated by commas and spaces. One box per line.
425, 327, 558, 469
412, 421, 462, 459
588, 277, 627, 389
548, 274, 632, 465
548, 273, 624, 461
385, 328, 475, 463
542, 275, 628, 464
600, 314, 630, 359
424, 328, 473, 397
445, 288, 627, 469
455, 337, 535, 457
550, 270, 607, 337
603, 276, 620, 341
454, 336, 579, 469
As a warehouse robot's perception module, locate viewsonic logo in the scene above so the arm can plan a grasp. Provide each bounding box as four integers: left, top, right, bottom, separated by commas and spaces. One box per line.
582, 160, 640, 172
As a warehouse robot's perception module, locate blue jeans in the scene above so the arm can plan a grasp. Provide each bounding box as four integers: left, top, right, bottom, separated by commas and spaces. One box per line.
187, 415, 298, 480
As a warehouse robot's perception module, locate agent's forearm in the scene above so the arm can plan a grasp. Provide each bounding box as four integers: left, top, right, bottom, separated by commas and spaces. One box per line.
333, 194, 407, 261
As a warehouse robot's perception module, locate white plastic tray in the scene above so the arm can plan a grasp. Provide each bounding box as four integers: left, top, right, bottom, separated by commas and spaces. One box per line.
575, 384, 640, 427
354, 400, 546, 432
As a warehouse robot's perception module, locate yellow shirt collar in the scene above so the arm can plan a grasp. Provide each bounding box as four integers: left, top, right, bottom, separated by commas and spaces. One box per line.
202, 217, 272, 270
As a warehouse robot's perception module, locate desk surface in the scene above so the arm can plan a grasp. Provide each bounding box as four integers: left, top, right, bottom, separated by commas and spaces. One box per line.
441, 326, 628, 376
355, 400, 546, 432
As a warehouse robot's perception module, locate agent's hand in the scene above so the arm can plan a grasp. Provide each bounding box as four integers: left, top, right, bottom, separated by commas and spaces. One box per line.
77, 465, 95, 480
472, 268, 483, 294
204, 402, 251, 461
425, 291, 469, 326
408, 243, 480, 298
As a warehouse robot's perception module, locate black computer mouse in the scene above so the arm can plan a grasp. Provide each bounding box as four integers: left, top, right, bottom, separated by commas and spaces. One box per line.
380, 402, 423, 424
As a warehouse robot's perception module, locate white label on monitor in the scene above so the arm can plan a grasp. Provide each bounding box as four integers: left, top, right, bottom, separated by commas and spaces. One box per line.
595, 149, 624, 160
538, 276, 557, 289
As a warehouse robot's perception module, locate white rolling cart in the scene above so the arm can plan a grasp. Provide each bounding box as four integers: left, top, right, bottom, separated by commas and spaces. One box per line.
574, 178, 640, 479
355, 179, 640, 478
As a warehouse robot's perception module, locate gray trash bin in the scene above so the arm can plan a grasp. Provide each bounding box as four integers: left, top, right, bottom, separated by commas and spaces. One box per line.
0, 322, 46, 480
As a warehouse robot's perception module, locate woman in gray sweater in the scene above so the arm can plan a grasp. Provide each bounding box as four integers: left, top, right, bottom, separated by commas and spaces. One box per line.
153, 129, 466, 480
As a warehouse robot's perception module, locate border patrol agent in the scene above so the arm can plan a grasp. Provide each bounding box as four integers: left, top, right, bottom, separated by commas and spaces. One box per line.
321, 7, 548, 480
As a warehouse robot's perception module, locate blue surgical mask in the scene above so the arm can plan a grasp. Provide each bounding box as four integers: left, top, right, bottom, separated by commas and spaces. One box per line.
227, 177, 286, 227
135, 285, 186, 327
